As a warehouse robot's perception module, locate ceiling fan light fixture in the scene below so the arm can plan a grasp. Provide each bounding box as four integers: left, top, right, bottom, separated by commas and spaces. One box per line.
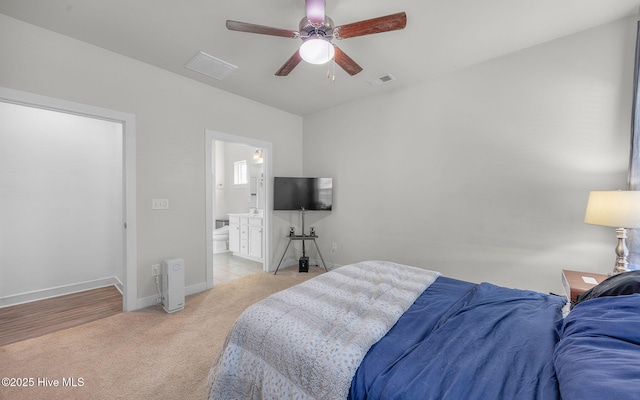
299, 38, 335, 64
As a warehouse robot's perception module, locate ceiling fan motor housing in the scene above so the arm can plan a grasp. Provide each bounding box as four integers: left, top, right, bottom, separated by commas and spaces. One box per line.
299, 16, 334, 42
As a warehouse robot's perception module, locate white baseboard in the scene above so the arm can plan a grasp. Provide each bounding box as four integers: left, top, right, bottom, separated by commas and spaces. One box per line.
308, 257, 340, 271
114, 277, 124, 295
0, 264, 343, 311
268, 256, 296, 273
187, 282, 208, 296
269, 257, 339, 273
0, 277, 120, 308
135, 281, 209, 310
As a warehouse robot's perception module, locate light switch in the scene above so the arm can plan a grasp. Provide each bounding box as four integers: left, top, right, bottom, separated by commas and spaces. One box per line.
152, 199, 169, 210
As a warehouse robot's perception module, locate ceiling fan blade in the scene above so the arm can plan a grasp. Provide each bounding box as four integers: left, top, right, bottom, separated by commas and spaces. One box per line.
333, 46, 363, 76
275, 51, 303, 76
333, 12, 407, 39
305, 0, 325, 25
226, 20, 298, 38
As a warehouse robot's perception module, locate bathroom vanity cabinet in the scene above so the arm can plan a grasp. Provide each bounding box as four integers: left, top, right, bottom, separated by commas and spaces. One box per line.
228, 214, 263, 262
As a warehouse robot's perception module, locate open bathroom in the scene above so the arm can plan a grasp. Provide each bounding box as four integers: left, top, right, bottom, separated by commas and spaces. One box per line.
211, 140, 265, 283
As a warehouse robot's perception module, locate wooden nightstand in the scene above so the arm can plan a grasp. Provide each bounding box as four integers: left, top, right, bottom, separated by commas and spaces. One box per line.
561, 270, 609, 302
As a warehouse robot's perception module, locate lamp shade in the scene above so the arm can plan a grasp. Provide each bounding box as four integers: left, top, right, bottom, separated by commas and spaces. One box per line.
299, 38, 334, 64
584, 190, 640, 228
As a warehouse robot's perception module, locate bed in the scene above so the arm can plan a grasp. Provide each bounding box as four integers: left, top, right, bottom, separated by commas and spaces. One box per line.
207, 261, 640, 400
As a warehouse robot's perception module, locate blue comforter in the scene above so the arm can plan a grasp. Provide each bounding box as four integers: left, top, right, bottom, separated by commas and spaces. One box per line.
554, 294, 640, 400
349, 277, 566, 400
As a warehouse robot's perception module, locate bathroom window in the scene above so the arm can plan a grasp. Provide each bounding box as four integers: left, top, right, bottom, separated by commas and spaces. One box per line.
234, 160, 248, 186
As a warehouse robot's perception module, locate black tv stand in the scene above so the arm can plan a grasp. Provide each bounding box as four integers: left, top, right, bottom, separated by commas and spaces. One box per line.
274, 209, 328, 275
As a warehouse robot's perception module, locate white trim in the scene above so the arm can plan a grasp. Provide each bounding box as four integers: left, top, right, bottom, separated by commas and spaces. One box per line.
205, 130, 273, 290
113, 276, 124, 295
136, 281, 208, 310
0, 87, 138, 311
0, 277, 120, 308
278, 257, 340, 274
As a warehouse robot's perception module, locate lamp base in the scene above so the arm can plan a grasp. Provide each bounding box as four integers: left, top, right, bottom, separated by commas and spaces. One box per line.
612, 265, 631, 275
611, 227, 631, 275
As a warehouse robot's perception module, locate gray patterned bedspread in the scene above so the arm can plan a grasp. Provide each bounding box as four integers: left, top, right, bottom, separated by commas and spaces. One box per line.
208, 260, 441, 400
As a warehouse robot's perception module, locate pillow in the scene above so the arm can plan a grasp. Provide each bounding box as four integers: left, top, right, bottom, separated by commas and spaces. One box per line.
572, 270, 640, 309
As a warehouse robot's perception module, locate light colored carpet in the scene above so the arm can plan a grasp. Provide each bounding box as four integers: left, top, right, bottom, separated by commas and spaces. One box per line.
0, 266, 324, 400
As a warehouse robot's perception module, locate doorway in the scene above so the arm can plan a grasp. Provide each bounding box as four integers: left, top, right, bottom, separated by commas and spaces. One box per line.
0, 87, 137, 311
205, 130, 272, 289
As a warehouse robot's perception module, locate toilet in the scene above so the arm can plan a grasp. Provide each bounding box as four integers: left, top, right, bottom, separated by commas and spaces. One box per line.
212, 225, 229, 254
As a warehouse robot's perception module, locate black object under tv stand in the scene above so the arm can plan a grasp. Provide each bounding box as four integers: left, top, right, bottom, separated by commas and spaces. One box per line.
274, 234, 328, 275
274, 209, 329, 275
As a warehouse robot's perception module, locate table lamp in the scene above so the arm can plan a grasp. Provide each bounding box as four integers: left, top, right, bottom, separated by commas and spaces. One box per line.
584, 190, 640, 274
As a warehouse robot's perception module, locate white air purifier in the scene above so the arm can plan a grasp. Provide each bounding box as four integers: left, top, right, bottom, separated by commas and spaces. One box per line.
162, 258, 185, 313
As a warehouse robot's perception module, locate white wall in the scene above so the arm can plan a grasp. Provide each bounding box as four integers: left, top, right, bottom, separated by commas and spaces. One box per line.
1, 11, 634, 302
303, 16, 637, 294
0, 102, 123, 304
0, 14, 303, 306
223, 143, 256, 215
212, 141, 263, 220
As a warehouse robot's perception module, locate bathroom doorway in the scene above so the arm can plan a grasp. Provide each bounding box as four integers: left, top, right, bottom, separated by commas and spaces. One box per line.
204, 130, 272, 288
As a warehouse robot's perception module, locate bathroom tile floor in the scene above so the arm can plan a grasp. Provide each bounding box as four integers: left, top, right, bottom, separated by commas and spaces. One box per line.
213, 252, 264, 284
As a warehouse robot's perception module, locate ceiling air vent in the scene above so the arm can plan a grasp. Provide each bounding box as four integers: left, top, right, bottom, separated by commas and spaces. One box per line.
367, 74, 396, 87
185, 51, 238, 80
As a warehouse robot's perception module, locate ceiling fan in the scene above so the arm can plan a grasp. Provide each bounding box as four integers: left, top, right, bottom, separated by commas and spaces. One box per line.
226, 0, 407, 76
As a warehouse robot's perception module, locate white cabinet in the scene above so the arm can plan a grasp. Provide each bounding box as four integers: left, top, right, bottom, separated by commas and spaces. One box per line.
249, 218, 263, 260
228, 216, 240, 253
228, 214, 263, 262
239, 216, 249, 256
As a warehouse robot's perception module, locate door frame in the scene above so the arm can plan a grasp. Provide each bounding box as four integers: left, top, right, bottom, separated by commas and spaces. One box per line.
0, 87, 138, 311
205, 130, 273, 289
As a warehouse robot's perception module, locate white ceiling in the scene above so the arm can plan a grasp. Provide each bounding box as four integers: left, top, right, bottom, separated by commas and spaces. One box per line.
1, 0, 639, 116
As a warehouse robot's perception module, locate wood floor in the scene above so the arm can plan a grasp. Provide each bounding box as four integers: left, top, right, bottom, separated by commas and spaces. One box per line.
0, 286, 122, 347
0, 256, 259, 348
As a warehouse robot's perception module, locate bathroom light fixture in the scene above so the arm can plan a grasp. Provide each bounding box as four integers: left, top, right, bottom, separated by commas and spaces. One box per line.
299, 37, 335, 64
584, 190, 640, 274
253, 149, 263, 159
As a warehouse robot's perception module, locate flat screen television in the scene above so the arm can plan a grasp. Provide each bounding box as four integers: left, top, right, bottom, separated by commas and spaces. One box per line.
273, 177, 333, 211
